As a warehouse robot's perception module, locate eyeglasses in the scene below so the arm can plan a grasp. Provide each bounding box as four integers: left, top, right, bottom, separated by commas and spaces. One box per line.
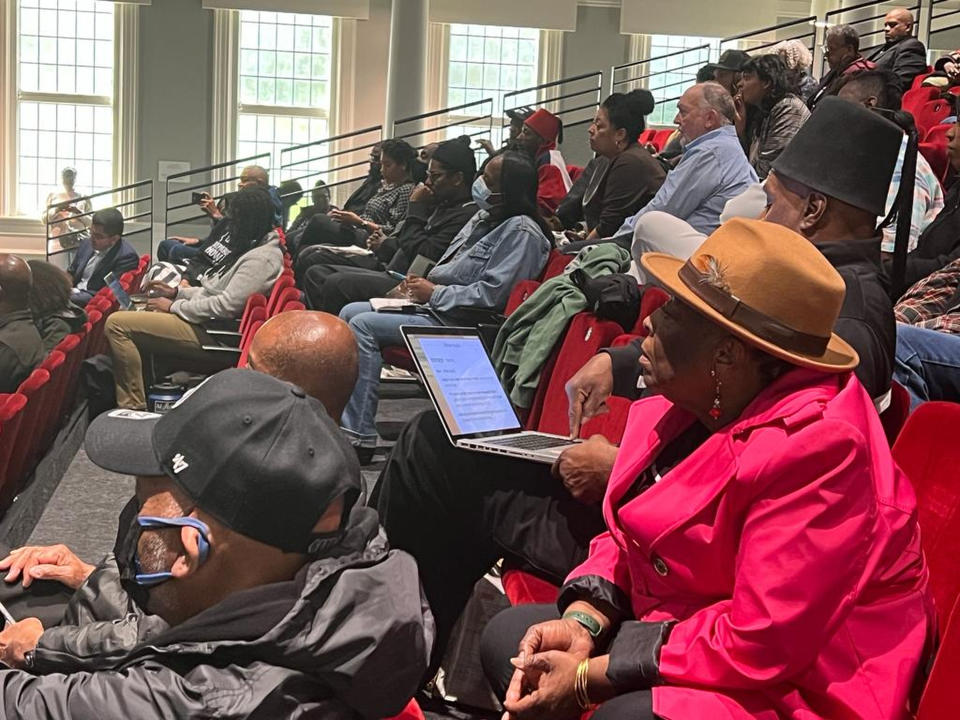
426, 170, 448, 183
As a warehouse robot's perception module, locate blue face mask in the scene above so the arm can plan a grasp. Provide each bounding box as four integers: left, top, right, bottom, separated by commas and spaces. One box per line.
130, 515, 211, 587
472, 175, 494, 210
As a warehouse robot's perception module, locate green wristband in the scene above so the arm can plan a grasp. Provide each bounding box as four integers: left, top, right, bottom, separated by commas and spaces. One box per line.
563, 610, 603, 639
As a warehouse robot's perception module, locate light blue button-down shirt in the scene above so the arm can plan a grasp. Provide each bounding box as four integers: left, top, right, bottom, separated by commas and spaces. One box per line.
610, 125, 758, 241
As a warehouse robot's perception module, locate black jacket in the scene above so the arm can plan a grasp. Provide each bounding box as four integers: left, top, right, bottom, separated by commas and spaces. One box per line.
10, 506, 433, 720
887, 180, 960, 289
379, 197, 478, 272
0, 309, 44, 393
868, 36, 928, 91
34, 303, 86, 354
605, 236, 895, 401
67, 235, 139, 305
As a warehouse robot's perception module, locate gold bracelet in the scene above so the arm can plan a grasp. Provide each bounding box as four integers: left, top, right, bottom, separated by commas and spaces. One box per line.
574, 658, 592, 710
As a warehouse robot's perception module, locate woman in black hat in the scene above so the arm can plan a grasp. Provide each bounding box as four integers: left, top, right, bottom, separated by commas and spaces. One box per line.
738, 54, 811, 179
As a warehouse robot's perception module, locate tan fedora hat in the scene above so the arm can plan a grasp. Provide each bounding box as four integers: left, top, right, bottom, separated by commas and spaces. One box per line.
640, 217, 859, 372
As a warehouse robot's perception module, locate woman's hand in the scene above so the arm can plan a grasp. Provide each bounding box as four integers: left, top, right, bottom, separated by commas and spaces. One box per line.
945, 61, 959, 81
147, 297, 173, 313
553, 435, 618, 505
366, 229, 386, 251
330, 209, 363, 227
517, 618, 595, 661
405, 276, 436, 303
503, 651, 582, 720
384, 282, 407, 300
733, 93, 747, 137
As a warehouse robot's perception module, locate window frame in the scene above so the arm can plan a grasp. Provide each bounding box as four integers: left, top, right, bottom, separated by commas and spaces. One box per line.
0, 0, 139, 228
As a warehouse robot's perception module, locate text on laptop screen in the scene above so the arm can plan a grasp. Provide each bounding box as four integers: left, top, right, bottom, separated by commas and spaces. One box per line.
412, 334, 519, 436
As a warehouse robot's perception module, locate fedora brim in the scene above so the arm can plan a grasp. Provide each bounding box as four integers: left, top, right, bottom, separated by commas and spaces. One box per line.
640, 253, 860, 373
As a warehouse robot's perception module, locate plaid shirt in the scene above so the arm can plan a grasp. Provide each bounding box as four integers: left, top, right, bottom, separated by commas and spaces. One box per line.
895, 256, 960, 333
361, 180, 413, 235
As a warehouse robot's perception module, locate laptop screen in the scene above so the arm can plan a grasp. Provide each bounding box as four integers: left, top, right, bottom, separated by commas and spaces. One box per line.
406, 331, 521, 438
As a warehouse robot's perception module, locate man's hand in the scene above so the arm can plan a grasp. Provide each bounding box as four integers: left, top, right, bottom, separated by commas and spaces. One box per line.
565, 353, 614, 437
0, 544, 94, 590
410, 183, 436, 205
477, 138, 496, 156
0, 618, 44, 669
945, 61, 959, 80
147, 297, 174, 313
552, 435, 618, 505
145, 281, 177, 300
405, 276, 436, 303
384, 282, 407, 300
168, 236, 199, 246
503, 651, 581, 720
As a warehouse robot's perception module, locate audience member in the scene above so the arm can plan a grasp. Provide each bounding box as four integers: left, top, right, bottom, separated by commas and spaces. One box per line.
26, 261, 85, 354
836, 69, 944, 260
762, 96, 901, 400
342, 142, 384, 214
66, 207, 139, 307
0, 255, 44, 393
555, 155, 609, 230
284, 179, 331, 252
925, 48, 960, 87
887, 114, 960, 288
894, 261, 960, 405
514, 108, 573, 216
481, 219, 933, 720
808, 24, 875, 109
195, 165, 283, 228
703, 49, 750, 95
42, 167, 92, 242
107, 185, 283, 410
559, 90, 666, 241
739, 54, 811, 179
299, 140, 478, 314
0, 310, 359, 625
339, 152, 551, 463
609, 82, 757, 241
277, 178, 304, 228
299, 138, 416, 250
479, 106, 533, 156
770, 39, 818, 99
0, 369, 431, 718
867, 7, 928, 91
695, 63, 715, 83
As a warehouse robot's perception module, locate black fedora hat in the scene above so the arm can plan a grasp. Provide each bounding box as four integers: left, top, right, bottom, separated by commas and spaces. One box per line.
771, 96, 903, 217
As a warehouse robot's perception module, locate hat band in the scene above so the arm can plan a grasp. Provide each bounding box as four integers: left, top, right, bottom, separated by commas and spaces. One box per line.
678, 260, 830, 357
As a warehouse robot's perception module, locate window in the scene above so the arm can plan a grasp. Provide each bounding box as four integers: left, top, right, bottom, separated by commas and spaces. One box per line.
646, 35, 720, 126
236, 10, 334, 182
446, 24, 540, 144
16, 0, 115, 216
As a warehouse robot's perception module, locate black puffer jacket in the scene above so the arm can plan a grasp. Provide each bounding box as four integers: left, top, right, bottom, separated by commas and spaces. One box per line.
3, 506, 433, 719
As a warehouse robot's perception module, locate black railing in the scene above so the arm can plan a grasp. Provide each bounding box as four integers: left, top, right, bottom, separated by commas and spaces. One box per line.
392, 97, 495, 150
502, 71, 605, 137
163, 152, 270, 241
45, 179, 153, 260
720, 16, 817, 57
929, 0, 960, 50
823, 0, 924, 70
278, 124, 383, 208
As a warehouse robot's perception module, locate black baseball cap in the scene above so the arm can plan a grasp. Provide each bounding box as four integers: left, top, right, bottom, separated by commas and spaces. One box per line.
505, 106, 534, 122
85, 369, 361, 553
706, 49, 751, 72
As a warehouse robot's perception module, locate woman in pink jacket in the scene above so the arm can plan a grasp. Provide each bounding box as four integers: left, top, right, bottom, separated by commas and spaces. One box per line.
481, 218, 934, 720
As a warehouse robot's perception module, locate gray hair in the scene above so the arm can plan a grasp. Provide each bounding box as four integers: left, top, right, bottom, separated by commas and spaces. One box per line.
699, 82, 736, 125
825, 24, 860, 53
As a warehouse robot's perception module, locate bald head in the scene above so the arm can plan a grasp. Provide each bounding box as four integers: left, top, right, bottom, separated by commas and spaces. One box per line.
0, 254, 33, 313
239, 165, 269, 189
246, 311, 358, 422
884, 8, 914, 42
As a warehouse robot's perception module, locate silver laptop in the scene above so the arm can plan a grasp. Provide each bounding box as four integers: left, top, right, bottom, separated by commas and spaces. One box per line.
401, 326, 580, 464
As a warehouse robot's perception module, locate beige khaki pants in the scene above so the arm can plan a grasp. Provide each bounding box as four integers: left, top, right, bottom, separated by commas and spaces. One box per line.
105, 311, 226, 410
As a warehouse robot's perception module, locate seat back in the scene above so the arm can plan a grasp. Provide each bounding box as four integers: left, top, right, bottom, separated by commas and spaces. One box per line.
903, 86, 940, 114
238, 294, 267, 335
37, 350, 67, 450
237, 319, 265, 369
269, 287, 302, 317
920, 141, 950, 187
5, 369, 51, 492
914, 99, 953, 138
924, 123, 952, 145
892, 401, 960, 619
265, 275, 296, 316
917, 594, 960, 719
505, 280, 542, 316
541, 250, 574, 281
0, 394, 28, 500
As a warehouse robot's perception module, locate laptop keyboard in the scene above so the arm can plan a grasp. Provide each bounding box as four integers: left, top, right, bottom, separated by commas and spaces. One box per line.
482, 434, 577, 450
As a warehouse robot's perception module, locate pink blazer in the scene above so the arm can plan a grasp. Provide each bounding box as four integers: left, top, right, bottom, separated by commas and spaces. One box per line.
568, 369, 934, 719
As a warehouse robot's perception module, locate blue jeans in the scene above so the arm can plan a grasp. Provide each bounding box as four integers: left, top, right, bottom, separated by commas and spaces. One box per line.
157, 239, 201, 263
339, 302, 440, 447
894, 324, 960, 409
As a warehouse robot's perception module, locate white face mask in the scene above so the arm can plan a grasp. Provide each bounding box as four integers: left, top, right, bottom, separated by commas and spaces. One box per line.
472, 175, 493, 210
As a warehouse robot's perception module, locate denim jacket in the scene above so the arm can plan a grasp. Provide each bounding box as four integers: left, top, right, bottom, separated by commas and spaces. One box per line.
426, 211, 550, 314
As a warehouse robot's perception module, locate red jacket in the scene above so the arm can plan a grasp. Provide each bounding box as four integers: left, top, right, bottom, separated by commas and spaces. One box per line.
566, 369, 933, 719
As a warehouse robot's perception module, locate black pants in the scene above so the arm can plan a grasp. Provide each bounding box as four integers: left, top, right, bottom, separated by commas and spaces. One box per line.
299, 213, 368, 252
371, 411, 604, 669
294, 244, 382, 280
0, 543, 74, 628
301, 263, 397, 315
480, 603, 658, 720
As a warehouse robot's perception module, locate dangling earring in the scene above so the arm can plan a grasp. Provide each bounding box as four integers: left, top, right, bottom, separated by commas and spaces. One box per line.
709, 366, 722, 420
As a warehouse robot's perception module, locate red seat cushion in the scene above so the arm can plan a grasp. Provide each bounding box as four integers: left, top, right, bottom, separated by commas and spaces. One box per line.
918, 595, 960, 718
502, 568, 561, 605
383, 346, 416, 372
383, 699, 425, 720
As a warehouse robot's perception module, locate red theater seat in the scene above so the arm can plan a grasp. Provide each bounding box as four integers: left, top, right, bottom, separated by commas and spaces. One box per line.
917, 594, 960, 719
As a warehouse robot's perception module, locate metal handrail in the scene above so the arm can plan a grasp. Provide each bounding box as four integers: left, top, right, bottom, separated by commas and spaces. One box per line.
392, 97, 495, 149
44, 179, 153, 260
610, 44, 712, 95
501, 71, 605, 141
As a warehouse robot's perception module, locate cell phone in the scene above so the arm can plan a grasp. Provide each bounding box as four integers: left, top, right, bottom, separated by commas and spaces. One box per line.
0, 599, 16, 626
386, 270, 407, 282
191, 192, 208, 205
